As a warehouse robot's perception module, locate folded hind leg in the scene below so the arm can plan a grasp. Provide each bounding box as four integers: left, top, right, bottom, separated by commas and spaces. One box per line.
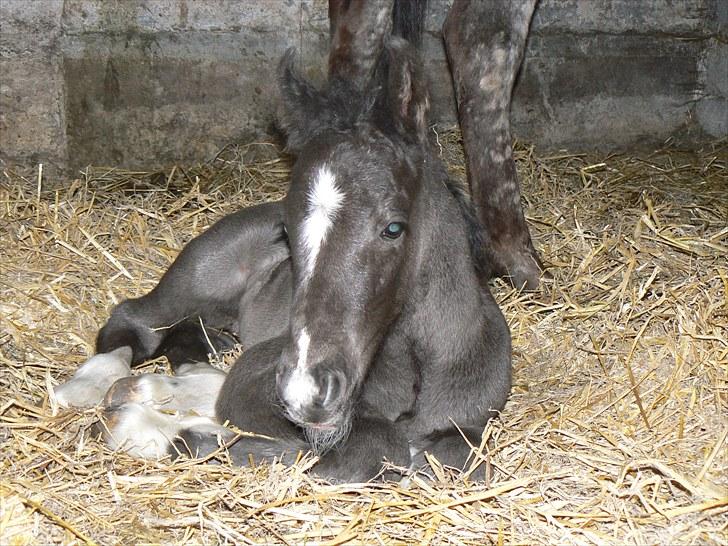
54, 318, 233, 409
55, 202, 290, 408
96, 202, 289, 364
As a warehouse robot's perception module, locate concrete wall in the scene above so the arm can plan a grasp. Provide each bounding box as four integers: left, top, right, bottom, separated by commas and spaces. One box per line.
1, 0, 725, 174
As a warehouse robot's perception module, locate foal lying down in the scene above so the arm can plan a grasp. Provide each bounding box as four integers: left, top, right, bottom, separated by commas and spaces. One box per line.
54, 39, 512, 482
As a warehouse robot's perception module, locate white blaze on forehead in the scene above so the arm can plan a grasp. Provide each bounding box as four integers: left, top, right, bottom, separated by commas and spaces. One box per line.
301, 166, 344, 279
284, 166, 343, 410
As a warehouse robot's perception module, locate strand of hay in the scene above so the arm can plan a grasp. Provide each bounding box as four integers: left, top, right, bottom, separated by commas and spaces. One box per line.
1, 135, 726, 544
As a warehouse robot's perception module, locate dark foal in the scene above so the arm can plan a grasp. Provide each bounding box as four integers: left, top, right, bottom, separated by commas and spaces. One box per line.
55, 40, 511, 482
329, 0, 542, 290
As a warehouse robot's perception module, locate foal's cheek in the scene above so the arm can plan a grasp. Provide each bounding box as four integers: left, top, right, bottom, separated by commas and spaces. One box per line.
373, 252, 405, 296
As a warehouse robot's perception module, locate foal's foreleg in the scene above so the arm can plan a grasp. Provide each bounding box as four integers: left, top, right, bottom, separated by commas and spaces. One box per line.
174, 338, 309, 466
192, 338, 410, 481
409, 426, 484, 474
313, 415, 411, 482
175, 414, 411, 482
443, 0, 542, 290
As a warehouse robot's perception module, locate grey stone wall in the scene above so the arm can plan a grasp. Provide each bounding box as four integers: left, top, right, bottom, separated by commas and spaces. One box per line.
1, 0, 725, 174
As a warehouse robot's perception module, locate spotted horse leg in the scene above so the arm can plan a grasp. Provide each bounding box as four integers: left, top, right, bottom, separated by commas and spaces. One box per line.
327, 0, 395, 86
443, 0, 543, 290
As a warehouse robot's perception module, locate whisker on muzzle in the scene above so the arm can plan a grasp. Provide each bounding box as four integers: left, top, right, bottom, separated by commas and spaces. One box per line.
304, 417, 352, 456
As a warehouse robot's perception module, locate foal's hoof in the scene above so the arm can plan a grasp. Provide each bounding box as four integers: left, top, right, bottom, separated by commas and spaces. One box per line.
99, 402, 224, 460
54, 347, 132, 408
103, 366, 225, 418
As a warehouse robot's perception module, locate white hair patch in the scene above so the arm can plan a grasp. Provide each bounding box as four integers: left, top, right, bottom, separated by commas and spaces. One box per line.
301, 166, 344, 279
297, 329, 311, 370
282, 365, 319, 411
53, 346, 132, 408
278, 328, 319, 411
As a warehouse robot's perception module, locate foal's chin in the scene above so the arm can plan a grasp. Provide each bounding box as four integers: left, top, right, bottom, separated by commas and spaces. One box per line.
302, 415, 352, 456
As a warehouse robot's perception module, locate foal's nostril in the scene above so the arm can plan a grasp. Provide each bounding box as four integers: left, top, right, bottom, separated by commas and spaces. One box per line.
316, 369, 343, 408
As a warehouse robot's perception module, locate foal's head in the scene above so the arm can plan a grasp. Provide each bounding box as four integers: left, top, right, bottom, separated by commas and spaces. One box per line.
275, 40, 431, 449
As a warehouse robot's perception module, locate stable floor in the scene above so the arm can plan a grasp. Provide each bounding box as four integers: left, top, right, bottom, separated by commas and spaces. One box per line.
1, 133, 726, 545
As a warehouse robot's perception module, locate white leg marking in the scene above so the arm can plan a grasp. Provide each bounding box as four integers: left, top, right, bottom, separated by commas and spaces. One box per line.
53, 346, 133, 408
103, 370, 225, 418
408, 444, 421, 471
301, 166, 344, 279
101, 403, 225, 459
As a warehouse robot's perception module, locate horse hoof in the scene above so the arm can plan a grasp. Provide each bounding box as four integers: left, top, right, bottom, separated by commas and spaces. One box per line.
103, 370, 225, 418
103, 375, 153, 408
54, 347, 132, 408
99, 402, 224, 459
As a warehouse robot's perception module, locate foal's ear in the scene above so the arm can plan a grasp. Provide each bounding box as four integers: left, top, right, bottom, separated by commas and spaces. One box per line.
381, 37, 430, 144
277, 49, 328, 154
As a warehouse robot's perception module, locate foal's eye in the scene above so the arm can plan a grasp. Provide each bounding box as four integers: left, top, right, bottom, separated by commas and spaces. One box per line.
381, 222, 405, 240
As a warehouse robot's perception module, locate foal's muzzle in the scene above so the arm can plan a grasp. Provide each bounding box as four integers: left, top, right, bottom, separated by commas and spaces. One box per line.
276, 361, 349, 429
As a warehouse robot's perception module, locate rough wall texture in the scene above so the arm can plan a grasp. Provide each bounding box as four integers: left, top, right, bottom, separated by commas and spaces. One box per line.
1, 0, 725, 173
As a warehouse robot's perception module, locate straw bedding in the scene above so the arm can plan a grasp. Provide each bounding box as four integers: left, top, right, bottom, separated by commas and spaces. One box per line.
1, 133, 726, 545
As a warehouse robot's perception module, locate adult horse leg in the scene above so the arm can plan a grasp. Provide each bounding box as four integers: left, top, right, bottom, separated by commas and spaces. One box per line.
328, 0, 394, 85
443, 0, 542, 290
328, 0, 429, 84
54, 202, 290, 408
